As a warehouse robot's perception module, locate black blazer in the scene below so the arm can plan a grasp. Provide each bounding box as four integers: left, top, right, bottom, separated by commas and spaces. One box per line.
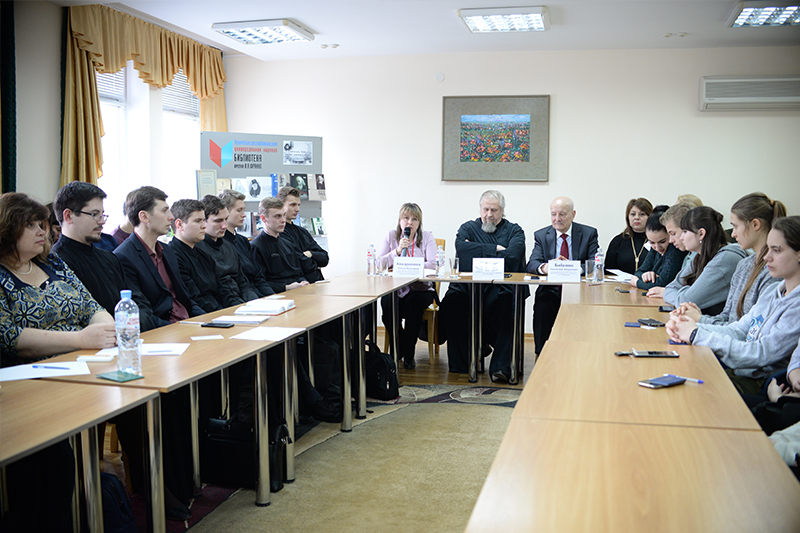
114, 232, 205, 329
526, 221, 599, 274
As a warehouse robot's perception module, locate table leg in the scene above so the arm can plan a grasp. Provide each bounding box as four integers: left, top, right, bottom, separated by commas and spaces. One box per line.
145, 396, 166, 532
306, 329, 315, 387
254, 350, 271, 506
391, 291, 400, 368
356, 308, 367, 420
469, 284, 479, 383
510, 285, 523, 385
220, 367, 230, 418
284, 339, 296, 482
341, 313, 353, 432
69, 435, 81, 533
80, 425, 102, 533
189, 381, 201, 490
370, 301, 378, 343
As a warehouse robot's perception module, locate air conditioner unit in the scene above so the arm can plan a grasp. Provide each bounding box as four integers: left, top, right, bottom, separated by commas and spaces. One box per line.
700, 76, 800, 111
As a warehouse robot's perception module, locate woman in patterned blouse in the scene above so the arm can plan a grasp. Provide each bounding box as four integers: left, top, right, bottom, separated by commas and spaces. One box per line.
0, 192, 116, 367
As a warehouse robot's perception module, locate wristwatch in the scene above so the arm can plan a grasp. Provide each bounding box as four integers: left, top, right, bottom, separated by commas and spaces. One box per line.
689, 328, 698, 344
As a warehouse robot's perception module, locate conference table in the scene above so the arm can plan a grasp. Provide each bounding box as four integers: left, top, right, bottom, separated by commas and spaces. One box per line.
0, 379, 158, 533
466, 290, 800, 530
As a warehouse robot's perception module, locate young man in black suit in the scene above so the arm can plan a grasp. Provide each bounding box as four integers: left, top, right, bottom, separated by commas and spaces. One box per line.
527, 196, 599, 355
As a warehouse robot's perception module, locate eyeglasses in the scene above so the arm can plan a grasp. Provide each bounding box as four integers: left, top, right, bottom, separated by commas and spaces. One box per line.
74, 210, 109, 223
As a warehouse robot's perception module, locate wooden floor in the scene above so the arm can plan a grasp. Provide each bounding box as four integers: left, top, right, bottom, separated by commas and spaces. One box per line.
375, 328, 536, 389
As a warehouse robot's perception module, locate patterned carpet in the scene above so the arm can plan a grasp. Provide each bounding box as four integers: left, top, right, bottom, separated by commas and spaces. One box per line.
370, 384, 522, 408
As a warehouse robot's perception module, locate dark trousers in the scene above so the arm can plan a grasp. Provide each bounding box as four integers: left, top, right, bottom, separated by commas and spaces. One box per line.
0, 439, 74, 533
440, 285, 514, 375
533, 285, 562, 355
381, 290, 435, 362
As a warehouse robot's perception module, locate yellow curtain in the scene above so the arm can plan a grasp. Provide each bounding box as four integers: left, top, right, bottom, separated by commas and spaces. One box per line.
61, 4, 228, 186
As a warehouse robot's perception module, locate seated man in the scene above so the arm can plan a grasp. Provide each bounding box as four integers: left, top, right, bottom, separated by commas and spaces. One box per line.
195, 195, 261, 305
218, 189, 275, 297
527, 196, 599, 355
114, 186, 204, 327
439, 190, 528, 383
251, 197, 311, 293
111, 194, 134, 246
168, 199, 225, 313
277, 186, 329, 282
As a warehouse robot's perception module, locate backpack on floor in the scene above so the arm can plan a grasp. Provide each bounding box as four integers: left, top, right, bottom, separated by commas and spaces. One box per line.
100, 472, 138, 533
365, 340, 399, 401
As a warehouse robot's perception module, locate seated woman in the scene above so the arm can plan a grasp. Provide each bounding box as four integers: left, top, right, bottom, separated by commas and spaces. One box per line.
0, 193, 115, 532
658, 206, 746, 315
630, 205, 687, 290
377, 202, 437, 369
666, 216, 800, 395
673, 192, 786, 326
605, 197, 652, 275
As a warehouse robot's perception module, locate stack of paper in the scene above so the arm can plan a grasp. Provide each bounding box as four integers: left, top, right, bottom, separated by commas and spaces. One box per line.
235, 299, 296, 316
212, 315, 270, 325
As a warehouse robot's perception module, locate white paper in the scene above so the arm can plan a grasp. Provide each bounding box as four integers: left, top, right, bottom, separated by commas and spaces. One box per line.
95, 343, 190, 356
213, 315, 270, 324
235, 299, 295, 315
473, 258, 504, 280
0, 361, 91, 382
607, 269, 633, 282
231, 327, 305, 342
546, 260, 582, 283
393, 257, 424, 278
190, 335, 225, 341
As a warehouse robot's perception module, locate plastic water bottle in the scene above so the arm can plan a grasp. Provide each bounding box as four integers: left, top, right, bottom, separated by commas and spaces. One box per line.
366, 244, 377, 276
436, 245, 446, 278
115, 290, 142, 376
594, 246, 605, 282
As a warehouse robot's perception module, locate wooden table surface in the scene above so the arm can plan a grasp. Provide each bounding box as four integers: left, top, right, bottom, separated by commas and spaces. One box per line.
514, 341, 761, 431
466, 418, 800, 533
561, 281, 663, 306
291, 271, 419, 297
550, 304, 675, 344
0, 379, 157, 466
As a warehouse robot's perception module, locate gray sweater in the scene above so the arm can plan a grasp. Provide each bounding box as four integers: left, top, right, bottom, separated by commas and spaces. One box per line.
694, 281, 800, 379
699, 253, 781, 326
663, 244, 747, 313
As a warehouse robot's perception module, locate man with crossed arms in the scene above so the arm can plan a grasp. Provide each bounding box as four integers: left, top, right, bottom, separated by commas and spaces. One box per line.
527, 196, 599, 355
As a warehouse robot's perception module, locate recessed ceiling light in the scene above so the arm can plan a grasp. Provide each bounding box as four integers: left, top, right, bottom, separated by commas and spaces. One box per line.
212, 19, 314, 44
459, 6, 550, 33
727, 2, 800, 27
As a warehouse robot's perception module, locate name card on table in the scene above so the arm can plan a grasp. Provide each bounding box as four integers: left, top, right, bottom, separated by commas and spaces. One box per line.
547, 260, 581, 283
473, 258, 505, 280
393, 257, 424, 278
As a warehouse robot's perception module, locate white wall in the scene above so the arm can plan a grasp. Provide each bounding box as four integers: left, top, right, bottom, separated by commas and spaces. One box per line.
14, 1, 63, 203
224, 46, 800, 331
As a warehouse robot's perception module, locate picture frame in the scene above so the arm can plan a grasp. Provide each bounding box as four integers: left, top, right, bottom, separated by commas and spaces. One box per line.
442, 95, 549, 182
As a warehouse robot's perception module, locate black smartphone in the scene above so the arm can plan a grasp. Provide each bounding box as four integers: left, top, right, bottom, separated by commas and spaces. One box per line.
638, 375, 686, 388
631, 349, 679, 358
202, 322, 234, 328
615, 287, 630, 293
658, 305, 675, 312
638, 318, 665, 327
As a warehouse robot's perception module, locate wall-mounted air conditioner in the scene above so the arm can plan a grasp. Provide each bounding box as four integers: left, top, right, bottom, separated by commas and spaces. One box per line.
700, 76, 800, 111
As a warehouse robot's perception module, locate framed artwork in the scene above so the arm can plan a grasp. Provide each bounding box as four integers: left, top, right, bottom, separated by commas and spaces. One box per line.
442, 95, 549, 182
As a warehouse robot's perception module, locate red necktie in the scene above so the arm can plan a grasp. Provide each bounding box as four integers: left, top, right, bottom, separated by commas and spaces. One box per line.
560, 233, 569, 259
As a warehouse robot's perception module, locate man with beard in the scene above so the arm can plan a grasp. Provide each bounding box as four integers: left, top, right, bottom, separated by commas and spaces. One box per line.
527, 196, 599, 355
439, 190, 528, 382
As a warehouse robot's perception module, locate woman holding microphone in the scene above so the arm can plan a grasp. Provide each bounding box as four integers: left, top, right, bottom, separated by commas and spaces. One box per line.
377, 203, 437, 369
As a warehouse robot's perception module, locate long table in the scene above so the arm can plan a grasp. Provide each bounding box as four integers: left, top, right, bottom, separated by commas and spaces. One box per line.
466, 296, 800, 530
0, 379, 158, 532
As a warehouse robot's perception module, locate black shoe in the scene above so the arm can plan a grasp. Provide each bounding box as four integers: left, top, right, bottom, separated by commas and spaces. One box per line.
403, 358, 416, 369
166, 504, 191, 521
491, 370, 509, 384
311, 399, 343, 423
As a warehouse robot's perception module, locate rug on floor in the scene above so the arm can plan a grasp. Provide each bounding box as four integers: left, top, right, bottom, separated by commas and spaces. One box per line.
370, 383, 521, 408
131, 484, 238, 533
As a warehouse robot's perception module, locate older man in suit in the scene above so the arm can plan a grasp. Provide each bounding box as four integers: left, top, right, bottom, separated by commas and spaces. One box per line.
114, 186, 204, 328
527, 196, 599, 355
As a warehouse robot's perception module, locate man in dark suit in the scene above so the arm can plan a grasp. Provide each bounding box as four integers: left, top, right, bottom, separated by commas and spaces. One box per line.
527, 196, 599, 355
114, 186, 204, 328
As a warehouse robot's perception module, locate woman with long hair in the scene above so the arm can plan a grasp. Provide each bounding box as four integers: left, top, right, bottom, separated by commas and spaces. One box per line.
605, 197, 653, 275
661, 206, 747, 315
630, 205, 688, 290
674, 193, 786, 325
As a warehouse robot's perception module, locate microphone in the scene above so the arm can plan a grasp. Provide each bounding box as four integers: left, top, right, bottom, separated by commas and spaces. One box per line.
401, 227, 411, 257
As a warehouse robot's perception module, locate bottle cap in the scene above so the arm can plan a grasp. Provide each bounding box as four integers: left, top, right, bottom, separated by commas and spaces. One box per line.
120, 289, 132, 300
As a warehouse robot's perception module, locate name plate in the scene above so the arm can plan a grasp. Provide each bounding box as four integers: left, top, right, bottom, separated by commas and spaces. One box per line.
393, 257, 424, 278
547, 260, 581, 283
473, 258, 504, 280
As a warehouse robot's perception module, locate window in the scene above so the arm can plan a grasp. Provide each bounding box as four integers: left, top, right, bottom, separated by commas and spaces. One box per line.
96, 68, 127, 230
161, 70, 200, 203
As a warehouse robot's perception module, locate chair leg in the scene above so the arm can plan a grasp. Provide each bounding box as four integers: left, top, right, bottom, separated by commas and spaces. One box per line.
383, 328, 389, 354
109, 423, 120, 454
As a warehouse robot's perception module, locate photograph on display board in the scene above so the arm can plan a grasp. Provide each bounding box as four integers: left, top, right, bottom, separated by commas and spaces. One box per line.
253, 213, 264, 235
237, 212, 252, 237
283, 140, 313, 165
311, 174, 325, 190
309, 189, 327, 201
312, 217, 326, 235
231, 177, 272, 202
297, 216, 315, 235
278, 174, 290, 189
290, 174, 309, 199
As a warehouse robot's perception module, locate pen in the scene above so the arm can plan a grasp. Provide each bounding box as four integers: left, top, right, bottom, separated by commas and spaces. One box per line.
664, 373, 704, 384
32, 365, 70, 370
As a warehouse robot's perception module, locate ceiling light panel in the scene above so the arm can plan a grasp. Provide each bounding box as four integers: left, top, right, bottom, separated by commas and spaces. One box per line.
728, 3, 800, 27
459, 7, 550, 33
212, 19, 314, 44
